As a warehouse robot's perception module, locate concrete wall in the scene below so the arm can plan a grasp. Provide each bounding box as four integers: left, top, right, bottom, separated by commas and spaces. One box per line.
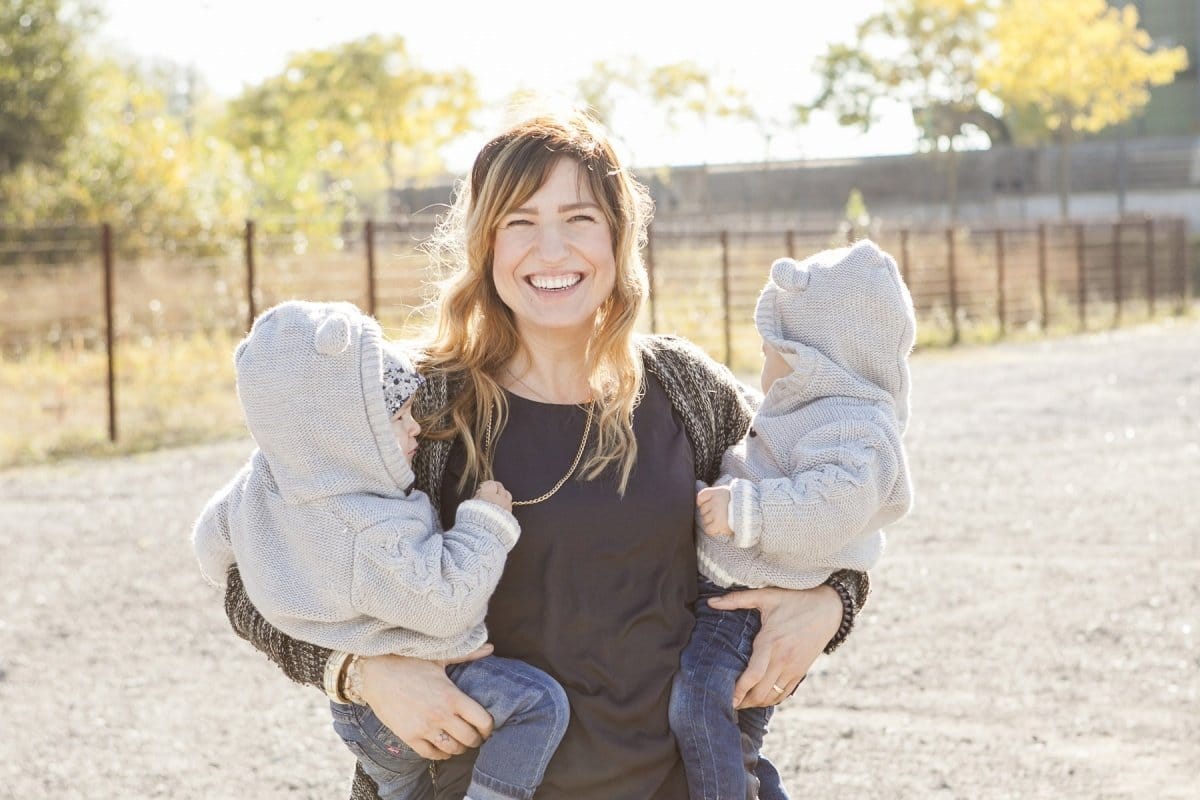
390, 136, 1200, 232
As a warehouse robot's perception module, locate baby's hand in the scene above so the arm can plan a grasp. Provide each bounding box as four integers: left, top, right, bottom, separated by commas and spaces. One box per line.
475, 480, 513, 513
696, 486, 733, 538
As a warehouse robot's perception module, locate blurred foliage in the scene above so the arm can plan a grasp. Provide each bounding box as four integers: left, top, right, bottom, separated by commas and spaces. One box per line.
1, 55, 250, 254
0, 0, 95, 176
573, 58, 754, 161
980, 0, 1189, 216
221, 35, 479, 219
1, 26, 478, 240
797, 0, 1005, 153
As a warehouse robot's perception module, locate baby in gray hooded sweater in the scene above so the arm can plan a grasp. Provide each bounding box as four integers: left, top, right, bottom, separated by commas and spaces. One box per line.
192, 300, 567, 800
668, 240, 916, 800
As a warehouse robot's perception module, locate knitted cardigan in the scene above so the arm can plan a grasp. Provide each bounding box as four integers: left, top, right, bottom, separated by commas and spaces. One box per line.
221, 333, 870, 800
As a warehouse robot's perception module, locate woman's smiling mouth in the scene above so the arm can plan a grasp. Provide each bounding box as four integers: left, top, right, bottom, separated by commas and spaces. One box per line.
528, 273, 583, 291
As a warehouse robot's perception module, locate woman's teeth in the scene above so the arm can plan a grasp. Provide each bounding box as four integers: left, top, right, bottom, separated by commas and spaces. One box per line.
529, 274, 581, 291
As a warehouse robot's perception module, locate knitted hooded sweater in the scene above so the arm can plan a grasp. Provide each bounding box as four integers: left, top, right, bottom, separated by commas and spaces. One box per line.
697, 240, 916, 590
193, 301, 519, 660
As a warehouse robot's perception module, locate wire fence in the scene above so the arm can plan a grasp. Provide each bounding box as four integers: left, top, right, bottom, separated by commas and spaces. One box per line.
0, 214, 1193, 456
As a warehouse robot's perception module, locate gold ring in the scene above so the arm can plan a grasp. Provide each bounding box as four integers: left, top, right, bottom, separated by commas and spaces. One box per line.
771, 683, 785, 694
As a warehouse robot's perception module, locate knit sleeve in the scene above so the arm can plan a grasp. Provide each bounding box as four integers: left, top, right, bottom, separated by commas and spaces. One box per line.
223, 565, 331, 690
727, 418, 911, 558
349, 499, 518, 639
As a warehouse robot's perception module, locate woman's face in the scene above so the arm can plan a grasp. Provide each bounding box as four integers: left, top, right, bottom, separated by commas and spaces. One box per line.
491, 158, 616, 341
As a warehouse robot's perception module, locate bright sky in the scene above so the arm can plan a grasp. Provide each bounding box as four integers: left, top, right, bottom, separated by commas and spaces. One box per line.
95, 0, 920, 172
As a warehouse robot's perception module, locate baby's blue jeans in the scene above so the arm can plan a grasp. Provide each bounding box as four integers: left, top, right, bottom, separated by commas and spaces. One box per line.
669, 577, 791, 800
331, 655, 568, 800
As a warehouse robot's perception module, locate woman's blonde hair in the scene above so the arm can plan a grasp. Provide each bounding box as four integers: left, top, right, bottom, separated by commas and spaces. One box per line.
420, 109, 654, 495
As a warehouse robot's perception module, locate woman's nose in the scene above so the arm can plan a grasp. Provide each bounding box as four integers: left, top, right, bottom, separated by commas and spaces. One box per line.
536, 224, 569, 264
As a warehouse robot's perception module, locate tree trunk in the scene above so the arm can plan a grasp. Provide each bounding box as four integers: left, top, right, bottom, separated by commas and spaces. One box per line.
944, 146, 961, 222
1057, 127, 1072, 218
384, 140, 398, 196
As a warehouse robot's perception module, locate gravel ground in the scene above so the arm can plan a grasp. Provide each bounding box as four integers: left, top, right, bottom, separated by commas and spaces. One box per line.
2, 319, 1197, 800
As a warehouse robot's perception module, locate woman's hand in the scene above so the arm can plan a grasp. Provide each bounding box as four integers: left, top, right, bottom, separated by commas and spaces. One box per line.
707, 584, 841, 709
357, 644, 495, 760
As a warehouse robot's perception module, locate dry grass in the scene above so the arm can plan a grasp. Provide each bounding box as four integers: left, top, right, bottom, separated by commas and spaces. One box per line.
2, 221, 1194, 469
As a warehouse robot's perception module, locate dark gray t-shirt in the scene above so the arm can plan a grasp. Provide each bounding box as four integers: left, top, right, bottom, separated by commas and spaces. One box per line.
437, 372, 697, 799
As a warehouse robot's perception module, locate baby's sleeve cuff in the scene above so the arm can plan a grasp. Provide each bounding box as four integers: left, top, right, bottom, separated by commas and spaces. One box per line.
728, 478, 762, 549
455, 499, 520, 550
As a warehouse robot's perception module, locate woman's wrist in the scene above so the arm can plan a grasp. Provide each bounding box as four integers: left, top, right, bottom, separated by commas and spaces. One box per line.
822, 576, 856, 653
326, 650, 369, 705
324, 650, 354, 703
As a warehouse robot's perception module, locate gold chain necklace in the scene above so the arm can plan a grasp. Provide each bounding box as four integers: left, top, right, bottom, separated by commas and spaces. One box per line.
484, 399, 594, 507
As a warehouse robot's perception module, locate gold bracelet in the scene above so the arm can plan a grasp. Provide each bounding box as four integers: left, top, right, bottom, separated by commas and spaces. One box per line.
323, 650, 353, 704
342, 654, 366, 706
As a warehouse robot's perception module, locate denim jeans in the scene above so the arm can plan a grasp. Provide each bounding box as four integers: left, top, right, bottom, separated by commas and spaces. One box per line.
669, 577, 790, 800
331, 655, 569, 800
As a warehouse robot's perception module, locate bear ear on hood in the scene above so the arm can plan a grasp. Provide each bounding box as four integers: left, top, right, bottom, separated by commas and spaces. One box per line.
770, 257, 810, 292
314, 312, 352, 355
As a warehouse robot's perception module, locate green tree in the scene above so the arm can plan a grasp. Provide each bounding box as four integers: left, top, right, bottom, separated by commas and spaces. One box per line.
980, 0, 1188, 216
0, 0, 95, 175
797, 0, 1003, 218
2, 55, 250, 241
223, 34, 480, 217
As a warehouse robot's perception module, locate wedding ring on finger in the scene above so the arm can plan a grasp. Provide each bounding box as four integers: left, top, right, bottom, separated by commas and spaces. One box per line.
771, 683, 786, 695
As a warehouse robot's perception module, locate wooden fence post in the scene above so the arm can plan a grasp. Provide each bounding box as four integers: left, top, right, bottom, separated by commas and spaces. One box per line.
995, 228, 1006, 337
720, 231, 733, 365
1113, 221, 1123, 328
946, 227, 960, 345
645, 224, 658, 334
101, 223, 117, 443
899, 228, 910, 286
1144, 217, 1155, 317
244, 219, 257, 331
1178, 217, 1192, 315
785, 230, 795, 259
364, 219, 377, 317
1037, 222, 1049, 332
1075, 223, 1087, 331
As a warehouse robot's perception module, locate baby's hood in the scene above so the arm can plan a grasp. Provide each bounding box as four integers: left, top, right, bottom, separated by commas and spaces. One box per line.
755, 240, 916, 430
233, 300, 414, 503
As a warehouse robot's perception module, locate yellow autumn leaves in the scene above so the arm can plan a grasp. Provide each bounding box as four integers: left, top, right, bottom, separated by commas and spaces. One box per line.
981, 0, 1189, 136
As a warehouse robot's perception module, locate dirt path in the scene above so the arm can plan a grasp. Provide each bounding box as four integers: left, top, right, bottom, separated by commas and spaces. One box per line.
2, 320, 1197, 799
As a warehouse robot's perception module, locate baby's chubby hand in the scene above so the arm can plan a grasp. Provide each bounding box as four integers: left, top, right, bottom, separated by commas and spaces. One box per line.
696, 486, 733, 538
475, 480, 513, 513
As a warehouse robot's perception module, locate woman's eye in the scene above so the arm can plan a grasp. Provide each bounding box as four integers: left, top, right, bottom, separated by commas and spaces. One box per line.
568, 214, 596, 223
501, 218, 533, 228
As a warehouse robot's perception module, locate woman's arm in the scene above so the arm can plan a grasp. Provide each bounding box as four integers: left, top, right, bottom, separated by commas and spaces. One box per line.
223, 566, 495, 758
224, 565, 331, 688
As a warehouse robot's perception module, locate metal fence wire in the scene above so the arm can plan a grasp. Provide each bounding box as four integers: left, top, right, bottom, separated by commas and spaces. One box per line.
0, 215, 1193, 444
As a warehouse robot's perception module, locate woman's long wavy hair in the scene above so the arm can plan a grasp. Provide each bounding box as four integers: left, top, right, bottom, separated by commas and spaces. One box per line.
419, 110, 653, 495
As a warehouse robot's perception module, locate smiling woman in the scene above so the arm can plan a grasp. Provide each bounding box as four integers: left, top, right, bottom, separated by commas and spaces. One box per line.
217, 108, 865, 800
